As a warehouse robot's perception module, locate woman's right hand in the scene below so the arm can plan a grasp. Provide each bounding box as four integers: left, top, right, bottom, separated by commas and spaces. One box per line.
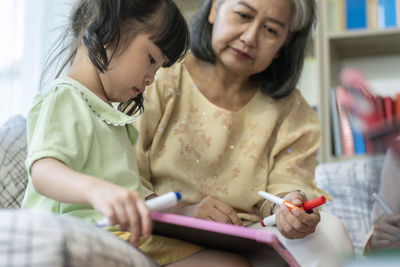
87, 180, 152, 247
182, 196, 243, 226
371, 214, 400, 248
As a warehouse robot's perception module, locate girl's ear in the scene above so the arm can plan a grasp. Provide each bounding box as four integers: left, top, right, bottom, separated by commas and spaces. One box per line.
208, 0, 219, 24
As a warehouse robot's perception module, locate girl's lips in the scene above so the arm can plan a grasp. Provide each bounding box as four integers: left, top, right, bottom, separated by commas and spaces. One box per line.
132, 87, 144, 97
231, 47, 253, 59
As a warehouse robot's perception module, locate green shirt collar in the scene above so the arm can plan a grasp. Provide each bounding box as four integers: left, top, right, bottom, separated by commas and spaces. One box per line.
55, 76, 137, 126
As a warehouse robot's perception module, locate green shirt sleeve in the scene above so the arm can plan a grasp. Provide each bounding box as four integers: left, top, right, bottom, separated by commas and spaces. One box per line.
26, 85, 94, 174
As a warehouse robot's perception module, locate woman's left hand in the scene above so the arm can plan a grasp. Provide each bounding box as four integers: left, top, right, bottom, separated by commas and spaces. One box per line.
275, 191, 321, 239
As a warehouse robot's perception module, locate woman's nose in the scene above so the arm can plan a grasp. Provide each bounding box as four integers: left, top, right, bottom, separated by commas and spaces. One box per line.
240, 24, 258, 47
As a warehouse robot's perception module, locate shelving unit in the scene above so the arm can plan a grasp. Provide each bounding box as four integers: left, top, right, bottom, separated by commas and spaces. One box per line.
317, 0, 400, 162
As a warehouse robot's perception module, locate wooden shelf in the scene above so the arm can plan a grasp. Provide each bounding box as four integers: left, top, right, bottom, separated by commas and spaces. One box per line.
329, 28, 400, 58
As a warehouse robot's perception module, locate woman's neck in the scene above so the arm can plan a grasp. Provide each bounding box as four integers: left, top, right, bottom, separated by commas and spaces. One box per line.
185, 53, 258, 112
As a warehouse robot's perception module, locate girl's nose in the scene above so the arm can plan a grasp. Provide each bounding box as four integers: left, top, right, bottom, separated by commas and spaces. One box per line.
144, 72, 155, 86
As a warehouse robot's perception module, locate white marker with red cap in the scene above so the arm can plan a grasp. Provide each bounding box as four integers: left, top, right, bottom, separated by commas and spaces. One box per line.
258, 191, 326, 227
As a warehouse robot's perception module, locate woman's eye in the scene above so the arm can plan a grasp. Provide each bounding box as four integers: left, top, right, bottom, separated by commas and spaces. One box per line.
149, 55, 156, 64
237, 12, 251, 20
264, 25, 277, 35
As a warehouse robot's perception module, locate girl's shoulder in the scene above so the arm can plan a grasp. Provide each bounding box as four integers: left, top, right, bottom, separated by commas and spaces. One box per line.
32, 77, 83, 106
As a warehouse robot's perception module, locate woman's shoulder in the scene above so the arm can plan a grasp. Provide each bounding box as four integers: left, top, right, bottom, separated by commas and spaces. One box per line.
270, 89, 319, 125
274, 89, 314, 112
156, 60, 185, 82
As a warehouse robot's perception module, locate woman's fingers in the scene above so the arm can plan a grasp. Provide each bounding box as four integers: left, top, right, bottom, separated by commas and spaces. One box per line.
213, 199, 243, 225
193, 196, 242, 225
276, 205, 319, 239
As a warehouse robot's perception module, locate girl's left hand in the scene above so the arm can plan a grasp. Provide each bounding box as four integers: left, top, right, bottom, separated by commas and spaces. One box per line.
275, 191, 321, 239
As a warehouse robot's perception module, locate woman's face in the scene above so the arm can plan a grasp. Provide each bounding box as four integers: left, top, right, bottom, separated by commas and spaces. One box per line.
209, 0, 294, 76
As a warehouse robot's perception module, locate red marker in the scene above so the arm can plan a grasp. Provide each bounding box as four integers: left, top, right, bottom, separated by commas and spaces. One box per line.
258, 191, 326, 227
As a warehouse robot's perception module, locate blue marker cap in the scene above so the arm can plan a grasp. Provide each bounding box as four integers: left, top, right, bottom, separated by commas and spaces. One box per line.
175, 192, 182, 201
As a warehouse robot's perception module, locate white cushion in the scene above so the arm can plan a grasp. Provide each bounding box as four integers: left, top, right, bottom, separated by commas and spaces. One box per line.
0, 209, 159, 267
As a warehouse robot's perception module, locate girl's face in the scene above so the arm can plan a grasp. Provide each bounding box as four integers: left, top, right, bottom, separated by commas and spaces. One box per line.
208, 0, 294, 76
100, 33, 166, 103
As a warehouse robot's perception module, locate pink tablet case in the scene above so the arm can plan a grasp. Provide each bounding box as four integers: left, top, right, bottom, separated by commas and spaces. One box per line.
151, 211, 299, 267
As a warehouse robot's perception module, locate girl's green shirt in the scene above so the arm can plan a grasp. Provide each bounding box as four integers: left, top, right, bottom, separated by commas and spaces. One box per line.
21, 77, 147, 224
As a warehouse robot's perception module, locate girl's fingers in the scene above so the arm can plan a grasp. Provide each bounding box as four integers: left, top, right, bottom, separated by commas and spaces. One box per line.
114, 202, 129, 230
136, 198, 152, 238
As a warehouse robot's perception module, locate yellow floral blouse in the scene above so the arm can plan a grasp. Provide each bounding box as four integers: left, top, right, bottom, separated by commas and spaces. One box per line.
133, 59, 323, 225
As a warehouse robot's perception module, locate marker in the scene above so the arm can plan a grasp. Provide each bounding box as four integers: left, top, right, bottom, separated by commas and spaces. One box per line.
258, 191, 302, 211
258, 191, 326, 227
96, 191, 181, 227
372, 193, 394, 214
146, 191, 182, 211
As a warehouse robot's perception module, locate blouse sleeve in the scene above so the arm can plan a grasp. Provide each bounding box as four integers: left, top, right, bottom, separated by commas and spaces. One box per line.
266, 90, 322, 200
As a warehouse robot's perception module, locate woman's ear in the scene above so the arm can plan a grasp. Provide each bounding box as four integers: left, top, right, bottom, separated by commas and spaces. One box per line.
208, 0, 219, 24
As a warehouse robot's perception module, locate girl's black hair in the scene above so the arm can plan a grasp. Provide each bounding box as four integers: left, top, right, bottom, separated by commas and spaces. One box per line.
41, 0, 190, 116
190, 0, 316, 99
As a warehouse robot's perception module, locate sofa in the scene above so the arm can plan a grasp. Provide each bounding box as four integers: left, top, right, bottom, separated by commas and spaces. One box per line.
0, 115, 387, 263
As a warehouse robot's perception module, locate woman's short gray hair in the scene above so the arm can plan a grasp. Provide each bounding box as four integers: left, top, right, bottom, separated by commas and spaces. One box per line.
291, 0, 312, 32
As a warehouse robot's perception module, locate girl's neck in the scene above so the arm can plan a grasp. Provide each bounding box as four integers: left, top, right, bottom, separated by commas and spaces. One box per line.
67, 46, 112, 106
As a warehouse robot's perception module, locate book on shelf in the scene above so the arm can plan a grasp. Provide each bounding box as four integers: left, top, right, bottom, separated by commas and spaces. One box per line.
345, 0, 368, 30
330, 87, 400, 157
368, 0, 379, 29
397, 0, 400, 27
338, 0, 400, 30
395, 93, 400, 122
377, 0, 398, 28
330, 89, 343, 156
335, 86, 355, 155
352, 127, 367, 154
383, 96, 394, 125
327, 0, 346, 32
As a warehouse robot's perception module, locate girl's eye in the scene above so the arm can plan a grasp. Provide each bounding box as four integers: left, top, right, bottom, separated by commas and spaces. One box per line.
149, 55, 156, 64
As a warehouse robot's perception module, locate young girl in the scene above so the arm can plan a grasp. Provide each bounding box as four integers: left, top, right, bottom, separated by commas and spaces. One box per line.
21, 0, 190, 250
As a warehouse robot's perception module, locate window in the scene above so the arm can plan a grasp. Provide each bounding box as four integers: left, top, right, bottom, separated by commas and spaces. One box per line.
0, 0, 69, 125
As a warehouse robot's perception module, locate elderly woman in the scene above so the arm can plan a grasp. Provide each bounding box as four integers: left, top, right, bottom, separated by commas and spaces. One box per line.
123, 0, 353, 266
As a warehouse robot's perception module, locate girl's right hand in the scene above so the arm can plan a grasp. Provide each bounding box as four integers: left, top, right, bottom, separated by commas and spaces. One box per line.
87, 180, 152, 247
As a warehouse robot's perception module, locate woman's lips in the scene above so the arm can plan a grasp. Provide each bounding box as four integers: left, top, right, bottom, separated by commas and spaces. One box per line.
231, 47, 253, 59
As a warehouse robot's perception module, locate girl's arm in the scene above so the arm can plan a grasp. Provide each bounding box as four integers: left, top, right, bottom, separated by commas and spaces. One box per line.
31, 157, 101, 203
31, 157, 151, 247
